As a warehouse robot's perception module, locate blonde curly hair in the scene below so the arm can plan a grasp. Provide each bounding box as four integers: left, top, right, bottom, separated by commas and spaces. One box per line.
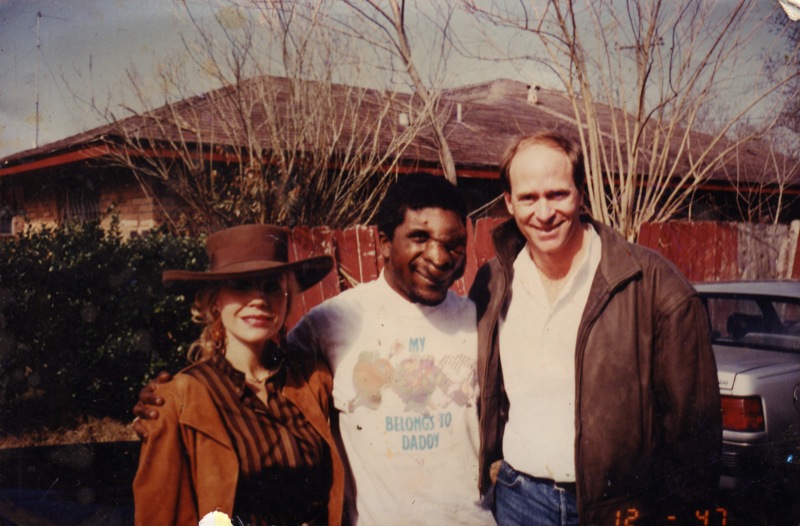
185, 273, 299, 363
187, 286, 225, 363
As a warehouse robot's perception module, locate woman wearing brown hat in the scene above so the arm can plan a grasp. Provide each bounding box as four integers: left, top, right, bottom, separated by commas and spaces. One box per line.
133, 224, 344, 526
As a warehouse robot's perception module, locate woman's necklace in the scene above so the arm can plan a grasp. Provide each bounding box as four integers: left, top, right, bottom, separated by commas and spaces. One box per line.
244, 341, 284, 385
245, 367, 279, 384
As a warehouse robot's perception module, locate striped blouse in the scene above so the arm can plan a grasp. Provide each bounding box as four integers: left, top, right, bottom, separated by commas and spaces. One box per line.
185, 350, 331, 526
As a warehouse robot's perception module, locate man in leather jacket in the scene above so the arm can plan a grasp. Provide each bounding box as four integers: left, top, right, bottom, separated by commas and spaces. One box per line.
469, 133, 721, 525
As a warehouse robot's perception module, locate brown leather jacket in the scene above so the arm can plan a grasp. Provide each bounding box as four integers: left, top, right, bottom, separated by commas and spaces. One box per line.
469, 218, 721, 525
133, 356, 345, 526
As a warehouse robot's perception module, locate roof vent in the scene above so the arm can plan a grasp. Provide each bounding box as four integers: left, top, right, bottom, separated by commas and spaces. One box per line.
399, 112, 410, 126
527, 84, 541, 105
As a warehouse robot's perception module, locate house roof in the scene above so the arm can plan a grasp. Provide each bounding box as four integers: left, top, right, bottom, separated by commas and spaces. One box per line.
1, 77, 796, 189
439, 79, 798, 187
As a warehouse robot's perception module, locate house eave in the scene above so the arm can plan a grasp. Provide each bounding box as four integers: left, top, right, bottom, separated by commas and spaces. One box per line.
0, 144, 115, 177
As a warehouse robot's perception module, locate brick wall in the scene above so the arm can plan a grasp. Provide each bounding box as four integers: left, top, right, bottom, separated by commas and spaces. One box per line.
18, 185, 59, 230
12, 174, 169, 238
99, 178, 160, 237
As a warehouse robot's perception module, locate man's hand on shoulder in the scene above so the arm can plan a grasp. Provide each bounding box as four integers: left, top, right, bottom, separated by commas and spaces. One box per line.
132, 371, 173, 441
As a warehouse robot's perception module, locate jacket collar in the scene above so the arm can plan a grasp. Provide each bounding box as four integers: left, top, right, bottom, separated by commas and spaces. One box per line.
590, 218, 643, 291
490, 216, 642, 290
490, 219, 527, 270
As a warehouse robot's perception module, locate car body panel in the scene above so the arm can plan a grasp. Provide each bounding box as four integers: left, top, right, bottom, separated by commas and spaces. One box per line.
695, 280, 800, 489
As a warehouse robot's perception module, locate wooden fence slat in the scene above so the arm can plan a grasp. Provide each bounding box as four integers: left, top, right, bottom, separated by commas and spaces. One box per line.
603, 221, 740, 283
792, 221, 800, 279
372, 227, 385, 278
663, 223, 696, 281
689, 222, 716, 282
453, 219, 477, 297
312, 226, 341, 301
280, 219, 797, 325
457, 217, 505, 296
473, 217, 505, 268
291, 226, 324, 308
714, 223, 738, 281
637, 223, 658, 255
335, 225, 380, 287
286, 226, 340, 328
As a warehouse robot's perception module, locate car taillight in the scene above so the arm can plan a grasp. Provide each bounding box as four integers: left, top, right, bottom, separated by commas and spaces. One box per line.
720, 395, 765, 432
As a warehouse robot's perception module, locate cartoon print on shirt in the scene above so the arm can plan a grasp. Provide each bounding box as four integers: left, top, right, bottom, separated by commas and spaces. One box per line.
350, 336, 478, 414
351, 351, 395, 411
436, 354, 476, 407
393, 356, 439, 412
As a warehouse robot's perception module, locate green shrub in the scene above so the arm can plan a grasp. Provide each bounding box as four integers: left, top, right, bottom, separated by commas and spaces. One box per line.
0, 220, 206, 435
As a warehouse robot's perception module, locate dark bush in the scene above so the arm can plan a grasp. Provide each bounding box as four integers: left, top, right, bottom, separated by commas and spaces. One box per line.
0, 220, 206, 435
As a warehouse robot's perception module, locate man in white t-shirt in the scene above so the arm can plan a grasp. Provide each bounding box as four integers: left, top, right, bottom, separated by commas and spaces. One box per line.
135, 174, 491, 525
288, 173, 490, 525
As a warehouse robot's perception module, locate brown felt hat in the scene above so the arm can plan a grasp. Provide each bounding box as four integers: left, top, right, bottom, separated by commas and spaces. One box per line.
162, 224, 334, 291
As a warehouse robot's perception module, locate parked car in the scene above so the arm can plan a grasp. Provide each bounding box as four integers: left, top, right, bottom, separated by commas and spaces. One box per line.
695, 280, 800, 490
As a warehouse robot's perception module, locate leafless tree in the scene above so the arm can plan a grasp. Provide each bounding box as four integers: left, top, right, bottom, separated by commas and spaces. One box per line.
321, 0, 460, 185
719, 128, 800, 224
463, 0, 800, 240
767, 5, 800, 133
95, 1, 433, 233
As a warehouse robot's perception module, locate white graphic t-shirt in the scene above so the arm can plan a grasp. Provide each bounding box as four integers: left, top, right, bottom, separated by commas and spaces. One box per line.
288, 272, 490, 525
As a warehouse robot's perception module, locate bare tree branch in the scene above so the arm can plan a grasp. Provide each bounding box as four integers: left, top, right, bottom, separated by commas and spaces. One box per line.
463, 0, 800, 240
331, 0, 460, 185
92, 0, 434, 233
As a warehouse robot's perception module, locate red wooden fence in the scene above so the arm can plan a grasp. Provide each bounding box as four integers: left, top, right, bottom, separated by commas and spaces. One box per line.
638, 221, 800, 283
286, 219, 800, 327
638, 222, 740, 282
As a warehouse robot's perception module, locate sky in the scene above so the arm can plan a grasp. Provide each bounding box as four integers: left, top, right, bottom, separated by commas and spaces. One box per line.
0, 0, 200, 157
0, 0, 510, 158
0, 0, 795, 159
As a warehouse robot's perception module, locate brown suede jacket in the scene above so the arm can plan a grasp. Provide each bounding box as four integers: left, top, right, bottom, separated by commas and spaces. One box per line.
469, 218, 721, 525
133, 355, 345, 526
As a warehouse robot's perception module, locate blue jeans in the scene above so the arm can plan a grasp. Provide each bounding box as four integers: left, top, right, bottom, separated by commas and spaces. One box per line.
494, 461, 579, 526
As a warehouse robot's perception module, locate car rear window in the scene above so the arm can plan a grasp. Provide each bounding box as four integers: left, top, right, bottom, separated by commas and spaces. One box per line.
701, 293, 800, 352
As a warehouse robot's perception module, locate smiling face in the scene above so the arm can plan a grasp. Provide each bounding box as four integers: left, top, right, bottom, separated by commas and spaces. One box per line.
380, 207, 467, 306
216, 275, 289, 351
504, 143, 585, 272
